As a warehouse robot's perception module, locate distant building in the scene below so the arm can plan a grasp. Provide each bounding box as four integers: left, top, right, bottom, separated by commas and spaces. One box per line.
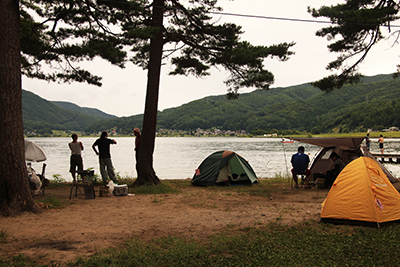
383, 127, 399, 132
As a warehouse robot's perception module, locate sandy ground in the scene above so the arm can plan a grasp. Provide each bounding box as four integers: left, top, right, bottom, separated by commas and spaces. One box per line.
0, 181, 332, 264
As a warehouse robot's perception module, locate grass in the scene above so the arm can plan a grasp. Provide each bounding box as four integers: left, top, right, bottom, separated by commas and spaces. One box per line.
130, 182, 180, 195
36, 195, 64, 209
3, 178, 400, 266
0, 230, 7, 243
1, 223, 389, 266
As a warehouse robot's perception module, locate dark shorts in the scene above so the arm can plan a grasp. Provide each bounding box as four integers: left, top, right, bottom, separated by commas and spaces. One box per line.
291, 169, 311, 176
70, 154, 83, 173
379, 143, 384, 149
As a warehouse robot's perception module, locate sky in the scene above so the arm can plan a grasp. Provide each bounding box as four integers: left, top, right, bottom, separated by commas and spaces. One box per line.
22, 0, 400, 117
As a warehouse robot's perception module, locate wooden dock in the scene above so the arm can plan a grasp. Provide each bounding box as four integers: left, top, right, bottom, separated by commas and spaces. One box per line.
372, 153, 400, 164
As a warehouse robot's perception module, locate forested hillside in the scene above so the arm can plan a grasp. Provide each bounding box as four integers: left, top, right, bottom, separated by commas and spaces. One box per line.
22, 90, 116, 134
52, 101, 116, 119
23, 74, 400, 135
84, 74, 400, 134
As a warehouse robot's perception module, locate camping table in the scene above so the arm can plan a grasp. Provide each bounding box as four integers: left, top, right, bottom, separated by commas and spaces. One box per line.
69, 170, 96, 199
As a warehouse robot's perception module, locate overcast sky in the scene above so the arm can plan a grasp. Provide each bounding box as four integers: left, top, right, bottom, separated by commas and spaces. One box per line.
22, 0, 399, 117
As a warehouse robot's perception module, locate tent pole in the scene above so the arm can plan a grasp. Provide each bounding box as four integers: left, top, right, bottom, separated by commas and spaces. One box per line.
281, 137, 290, 186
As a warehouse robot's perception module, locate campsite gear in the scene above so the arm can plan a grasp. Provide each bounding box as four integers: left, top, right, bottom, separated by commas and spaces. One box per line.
192, 150, 258, 186
69, 170, 96, 199
113, 184, 128, 196
320, 157, 400, 227
27, 165, 42, 194
84, 185, 96, 199
99, 186, 110, 197
316, 178, 325, 189
290, 137, 396, 183
281, 138, 290, 178
25, 139, 47, 162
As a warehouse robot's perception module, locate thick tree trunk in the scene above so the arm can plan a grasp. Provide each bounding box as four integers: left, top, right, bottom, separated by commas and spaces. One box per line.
133, 0, 164, 186
0, 0, 37, 216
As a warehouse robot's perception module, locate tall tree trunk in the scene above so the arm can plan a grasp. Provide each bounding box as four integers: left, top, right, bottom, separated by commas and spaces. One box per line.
133, 0, 164, 186
0, 0, 37, 216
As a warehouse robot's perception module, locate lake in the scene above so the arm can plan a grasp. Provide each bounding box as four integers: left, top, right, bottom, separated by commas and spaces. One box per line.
26, 137, 400, 182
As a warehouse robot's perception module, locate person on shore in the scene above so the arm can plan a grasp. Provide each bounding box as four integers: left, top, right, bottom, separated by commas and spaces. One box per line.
379, 134, 384, 154
68, 133, 84, 183
365, 133, 371, 151
92, 131, 118, 184
291, 146, 312, 189
133, 128, 141, 155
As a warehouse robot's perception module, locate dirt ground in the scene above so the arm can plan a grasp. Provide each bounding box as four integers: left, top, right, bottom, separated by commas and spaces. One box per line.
0, 181, 333, 264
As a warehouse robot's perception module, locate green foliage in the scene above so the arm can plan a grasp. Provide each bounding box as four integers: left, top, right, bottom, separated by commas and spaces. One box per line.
82, 74, 400, 134
20, 0, 132, 86
308, 1, 400, 91
51, 174, 65, 183
22, 90, 116, 133
36, 196, 64, 209
0, 254, 44, 267
29, 223, 400, 266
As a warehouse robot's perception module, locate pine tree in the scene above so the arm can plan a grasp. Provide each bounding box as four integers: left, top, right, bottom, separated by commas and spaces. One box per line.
308, 0, 400, 91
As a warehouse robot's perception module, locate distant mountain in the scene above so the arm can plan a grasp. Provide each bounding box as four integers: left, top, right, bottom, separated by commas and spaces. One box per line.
52, 101, 116, 119
22, 90, 117, 134
83, 74, 400, 134
23, 74, 400, 135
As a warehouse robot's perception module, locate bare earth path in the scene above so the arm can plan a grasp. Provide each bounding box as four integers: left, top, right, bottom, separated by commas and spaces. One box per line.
0, 180, 329, 264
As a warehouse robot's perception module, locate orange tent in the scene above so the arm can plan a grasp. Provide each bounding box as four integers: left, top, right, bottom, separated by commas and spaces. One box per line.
321, 157, 400, 227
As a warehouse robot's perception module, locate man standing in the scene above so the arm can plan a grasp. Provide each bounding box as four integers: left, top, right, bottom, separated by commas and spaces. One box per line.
69, 133, 84, 183
291, 146, 312, 189
379, 134, 384, 154
365, 133, 371, 151
92, 131, 118, 184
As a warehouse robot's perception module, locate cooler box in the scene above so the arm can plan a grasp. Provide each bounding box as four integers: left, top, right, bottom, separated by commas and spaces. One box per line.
113, 184, 128, 196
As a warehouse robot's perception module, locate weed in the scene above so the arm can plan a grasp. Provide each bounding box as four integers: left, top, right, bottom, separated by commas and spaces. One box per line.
36, 196, 64, 209
52, 174, 65, 183
0, 230, 7, 243
152, 197, 164, 204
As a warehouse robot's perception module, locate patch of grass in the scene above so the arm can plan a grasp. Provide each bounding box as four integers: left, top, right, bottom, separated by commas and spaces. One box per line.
0, 229, 7, 243
6, 222, 388, 267
0, 254, 42, 267
131, 182, 179, 195
36, 195, 64, 209
47, 174, 71, 188
151, 197, 165, 204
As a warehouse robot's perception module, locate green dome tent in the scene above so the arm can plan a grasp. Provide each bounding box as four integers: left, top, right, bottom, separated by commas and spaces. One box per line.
192, 150, 258, 186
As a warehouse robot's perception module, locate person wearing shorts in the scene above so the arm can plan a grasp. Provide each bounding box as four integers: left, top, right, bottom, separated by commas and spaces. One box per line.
69, 133, 84, 182
379, 135, 384, 154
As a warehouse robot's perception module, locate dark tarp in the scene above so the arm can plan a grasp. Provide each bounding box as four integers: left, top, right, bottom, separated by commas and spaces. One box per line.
291, 137, 396, 182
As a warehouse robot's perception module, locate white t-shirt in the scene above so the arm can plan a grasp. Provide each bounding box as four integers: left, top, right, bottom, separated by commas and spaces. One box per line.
69, 142, 82, 155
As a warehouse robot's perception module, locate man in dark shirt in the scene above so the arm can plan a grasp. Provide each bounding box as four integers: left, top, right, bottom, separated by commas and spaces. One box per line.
92, 131, 118, 183
291, 146, 311, 189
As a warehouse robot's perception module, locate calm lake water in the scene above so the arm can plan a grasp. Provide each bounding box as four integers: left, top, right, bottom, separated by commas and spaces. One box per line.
26, 137, 400, 182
